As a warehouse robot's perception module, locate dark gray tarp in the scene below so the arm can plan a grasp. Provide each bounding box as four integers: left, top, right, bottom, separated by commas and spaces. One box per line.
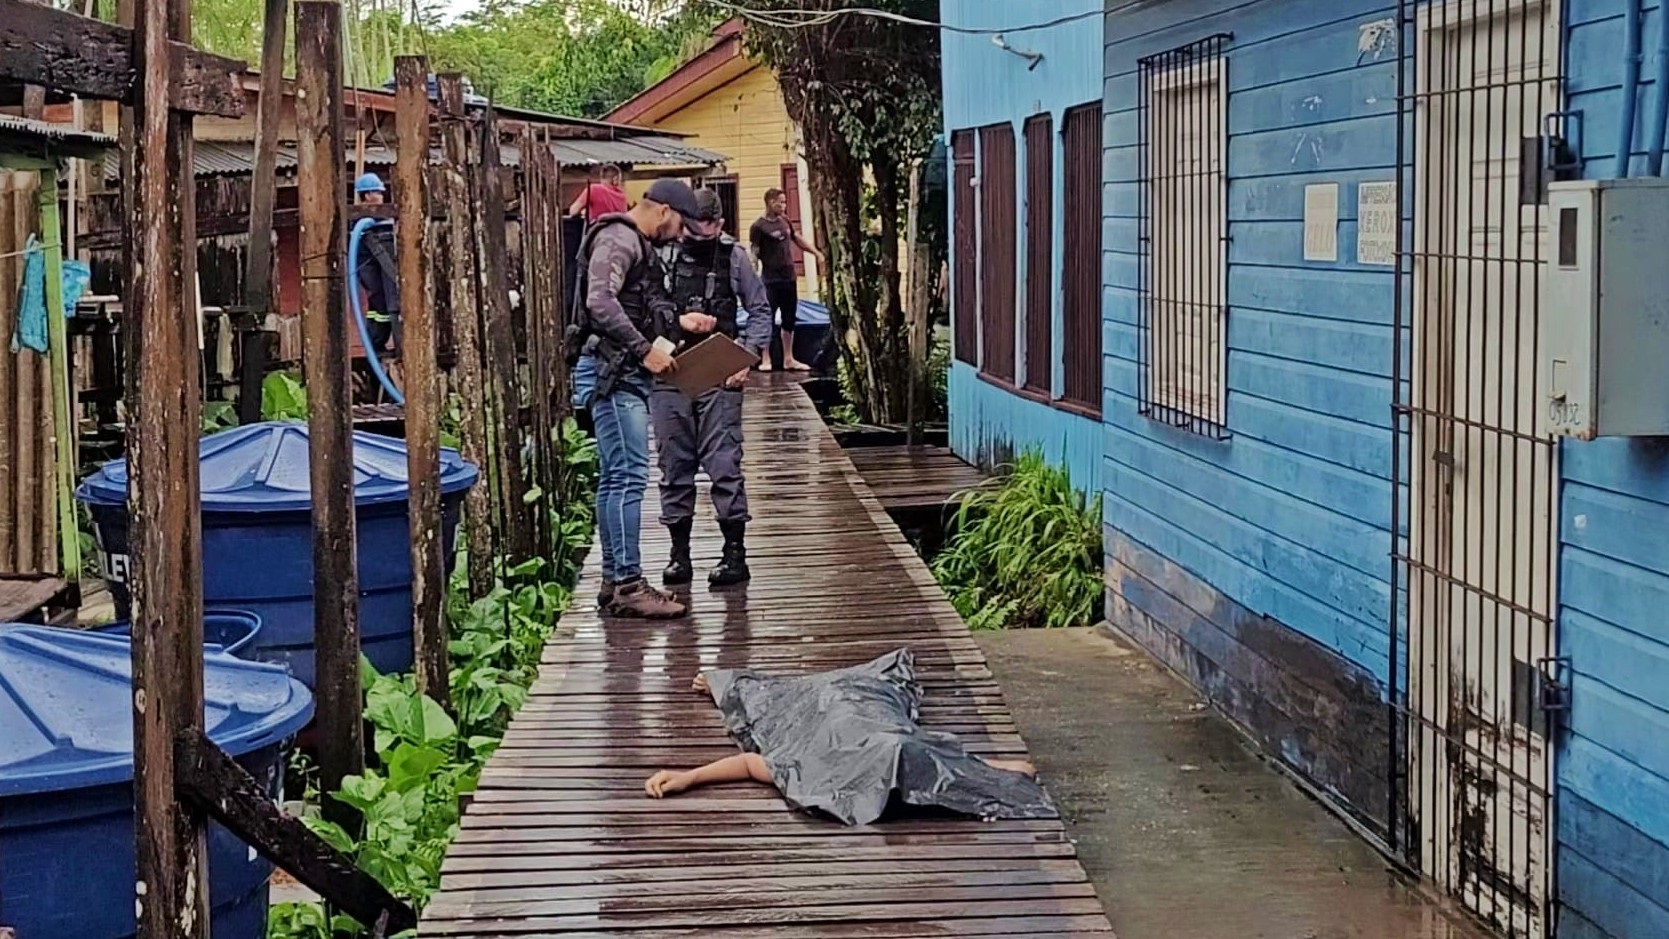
703, 648, 1057, 826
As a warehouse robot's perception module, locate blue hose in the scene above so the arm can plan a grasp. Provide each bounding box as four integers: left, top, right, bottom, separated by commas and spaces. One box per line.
1618, 0, 1644, 177
348, 216, 404, 405
1651, 0, 1669, 175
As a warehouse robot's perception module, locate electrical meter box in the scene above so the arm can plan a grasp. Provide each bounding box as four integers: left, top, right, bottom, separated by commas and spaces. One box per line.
1544, 178, 1669, 439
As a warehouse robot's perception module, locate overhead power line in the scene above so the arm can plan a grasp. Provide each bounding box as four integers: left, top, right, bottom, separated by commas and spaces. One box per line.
704, 1, 1102, 35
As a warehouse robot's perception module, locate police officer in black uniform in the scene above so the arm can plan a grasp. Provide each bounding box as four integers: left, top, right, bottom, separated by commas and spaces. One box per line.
652, 188, 773, 588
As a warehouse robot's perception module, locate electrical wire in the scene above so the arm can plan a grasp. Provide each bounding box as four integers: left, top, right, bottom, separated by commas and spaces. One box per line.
704, 0, 1101, 34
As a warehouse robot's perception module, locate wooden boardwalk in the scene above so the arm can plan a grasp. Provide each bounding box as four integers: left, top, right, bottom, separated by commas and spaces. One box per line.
423, 378, 1113, 937
846, 443, 995, 512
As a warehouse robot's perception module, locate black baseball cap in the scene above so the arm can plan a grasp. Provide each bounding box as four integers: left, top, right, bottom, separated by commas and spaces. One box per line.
642, 178, 701, 223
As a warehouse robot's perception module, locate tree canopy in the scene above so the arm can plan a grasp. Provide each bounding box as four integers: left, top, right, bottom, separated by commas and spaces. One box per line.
186, 0, 719, 118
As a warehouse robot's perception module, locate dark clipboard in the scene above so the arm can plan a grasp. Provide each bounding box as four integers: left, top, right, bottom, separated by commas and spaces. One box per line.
667, 334, 760, 397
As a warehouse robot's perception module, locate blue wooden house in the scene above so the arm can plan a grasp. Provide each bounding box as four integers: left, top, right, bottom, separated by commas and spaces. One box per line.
941, 0, 1105, 492
944, 1, 1669, 937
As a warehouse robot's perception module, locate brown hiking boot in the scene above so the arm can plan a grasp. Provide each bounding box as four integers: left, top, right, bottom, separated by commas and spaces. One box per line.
596, 579, 615, 610
608, 577, 688, 619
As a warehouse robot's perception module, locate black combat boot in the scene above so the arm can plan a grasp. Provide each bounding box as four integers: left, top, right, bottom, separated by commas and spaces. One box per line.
709, 520, 751, 587
663, 518, 694, 585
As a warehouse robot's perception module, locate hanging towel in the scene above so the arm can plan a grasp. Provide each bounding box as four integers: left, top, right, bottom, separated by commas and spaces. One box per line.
11, 235, 47, 354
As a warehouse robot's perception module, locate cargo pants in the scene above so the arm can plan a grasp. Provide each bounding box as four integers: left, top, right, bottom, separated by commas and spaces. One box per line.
650, 386, 748, 526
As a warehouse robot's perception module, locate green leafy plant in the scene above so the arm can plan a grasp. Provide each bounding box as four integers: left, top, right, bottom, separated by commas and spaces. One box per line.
931, 452, 1104, 631
270, 420, 599, 938
201, 399, 239, 435
262, 371, 310, 422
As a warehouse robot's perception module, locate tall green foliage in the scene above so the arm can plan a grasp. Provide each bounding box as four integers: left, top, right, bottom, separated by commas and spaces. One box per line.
932, 453, 1104, 631
708, 0, 946, 425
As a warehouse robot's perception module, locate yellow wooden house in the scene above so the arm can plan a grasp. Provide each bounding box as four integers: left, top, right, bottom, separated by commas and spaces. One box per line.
606, 19, 820, 298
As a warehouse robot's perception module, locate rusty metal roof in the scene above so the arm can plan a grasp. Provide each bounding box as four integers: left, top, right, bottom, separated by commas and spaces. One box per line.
101, 140, 297, 181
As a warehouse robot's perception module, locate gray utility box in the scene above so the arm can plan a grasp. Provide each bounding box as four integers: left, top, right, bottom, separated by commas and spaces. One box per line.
1545, 178, 1669, 439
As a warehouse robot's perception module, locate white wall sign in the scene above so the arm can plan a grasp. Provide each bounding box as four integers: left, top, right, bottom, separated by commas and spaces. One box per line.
1357, 181, 1397, 266
1303, 183, 1340, 262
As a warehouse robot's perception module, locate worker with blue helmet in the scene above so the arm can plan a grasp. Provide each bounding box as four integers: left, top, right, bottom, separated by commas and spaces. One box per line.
355, 172, 387, 199
352, 173, 399, 364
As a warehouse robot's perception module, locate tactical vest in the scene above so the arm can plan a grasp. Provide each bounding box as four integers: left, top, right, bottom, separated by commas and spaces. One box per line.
568, 213, 662, 356
668, 237, 738, 339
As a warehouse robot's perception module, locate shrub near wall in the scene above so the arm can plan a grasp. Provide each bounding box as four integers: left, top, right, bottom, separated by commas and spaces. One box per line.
931, 452, 1103, 630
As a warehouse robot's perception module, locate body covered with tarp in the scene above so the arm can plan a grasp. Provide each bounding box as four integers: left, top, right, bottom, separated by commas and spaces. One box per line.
702, 648, 1056, 826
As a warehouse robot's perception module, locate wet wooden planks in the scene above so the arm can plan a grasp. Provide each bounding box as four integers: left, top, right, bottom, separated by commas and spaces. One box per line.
846, 443, 995, 512
0, 573, 68, 622
423, 376, 1112, 937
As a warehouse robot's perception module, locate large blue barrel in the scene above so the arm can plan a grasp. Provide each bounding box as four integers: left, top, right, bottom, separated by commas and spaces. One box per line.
76, 422, 480, 686
0, 624, 313, 938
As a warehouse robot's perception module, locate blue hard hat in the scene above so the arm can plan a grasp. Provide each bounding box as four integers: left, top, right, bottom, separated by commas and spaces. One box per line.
355, 173, 386, 194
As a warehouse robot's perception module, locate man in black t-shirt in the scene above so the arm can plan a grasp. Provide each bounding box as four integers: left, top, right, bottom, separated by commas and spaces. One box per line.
748, 188, 823, 371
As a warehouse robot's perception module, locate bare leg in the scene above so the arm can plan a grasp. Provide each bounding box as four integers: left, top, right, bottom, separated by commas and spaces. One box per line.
645, 752, 772, 798
783, 329, 810, 370
980, 757, 1038, 777
692, 674, 709, 693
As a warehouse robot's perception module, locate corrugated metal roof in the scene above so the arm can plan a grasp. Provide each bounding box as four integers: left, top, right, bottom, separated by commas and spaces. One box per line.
102, 140, 297, 181
0, 115, 115, 150
555, 136, 727, 167
355, 135, 727, 168
96, 133, 726, 181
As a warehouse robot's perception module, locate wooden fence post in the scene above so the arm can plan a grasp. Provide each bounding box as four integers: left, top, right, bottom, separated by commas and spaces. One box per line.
295, 0, 364, 825
394, 55, 447, 704
437, 74, 494, 595
474, 102, 532, 565
239, 0, 287, 424
122, 0, 210, 925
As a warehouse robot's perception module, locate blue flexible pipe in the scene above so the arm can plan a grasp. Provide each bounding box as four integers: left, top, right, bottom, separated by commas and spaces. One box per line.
1651, 0, 1669, 174
348, 217, 405, 405
1618, 0, 1644, 177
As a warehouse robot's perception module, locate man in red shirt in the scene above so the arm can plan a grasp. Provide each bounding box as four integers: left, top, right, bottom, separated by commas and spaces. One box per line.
569, 163, 630, 220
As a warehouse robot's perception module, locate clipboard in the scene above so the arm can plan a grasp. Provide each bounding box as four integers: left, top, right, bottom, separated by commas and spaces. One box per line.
666, 333, 759, 397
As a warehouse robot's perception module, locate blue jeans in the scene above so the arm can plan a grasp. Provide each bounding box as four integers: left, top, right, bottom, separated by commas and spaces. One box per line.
574, 354, 651, 582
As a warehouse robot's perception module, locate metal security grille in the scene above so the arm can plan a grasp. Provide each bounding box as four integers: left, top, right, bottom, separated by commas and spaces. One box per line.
979, 122, 1018, 383
952, 129, 978, 365
1389, 2, 1566, 936
1024, 113, 1054, 394
1136, 34, 1231, 438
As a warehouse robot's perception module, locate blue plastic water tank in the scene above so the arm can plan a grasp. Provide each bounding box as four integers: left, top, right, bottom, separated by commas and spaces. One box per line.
0, 624, 313, 938
76, 422, 480, 686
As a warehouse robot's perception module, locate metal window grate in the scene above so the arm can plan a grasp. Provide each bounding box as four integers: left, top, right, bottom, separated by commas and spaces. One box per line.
952, 129, 978, 366
1024, 113, 1054, 394
1136, 33, 1231, 439
1062, 101, 1104, 412
979, 122, 1018, 383
1388, 2, 1564, 937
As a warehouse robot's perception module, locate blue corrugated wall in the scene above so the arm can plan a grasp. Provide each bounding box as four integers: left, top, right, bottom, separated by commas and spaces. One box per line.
943, 1, 1103, 492
1557, 3, 1669, 936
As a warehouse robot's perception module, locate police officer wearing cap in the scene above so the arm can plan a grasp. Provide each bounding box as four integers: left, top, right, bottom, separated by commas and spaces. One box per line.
570, 177, 709, 619
651, 188, 772, 589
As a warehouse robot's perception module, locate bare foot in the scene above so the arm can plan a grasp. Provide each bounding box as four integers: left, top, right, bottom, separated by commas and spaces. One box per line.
644, 770, 692, 799
756, 359, 773, 372
691, 674, 710, 694
982, 757, 1037, 777
784, 358, 811, 371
